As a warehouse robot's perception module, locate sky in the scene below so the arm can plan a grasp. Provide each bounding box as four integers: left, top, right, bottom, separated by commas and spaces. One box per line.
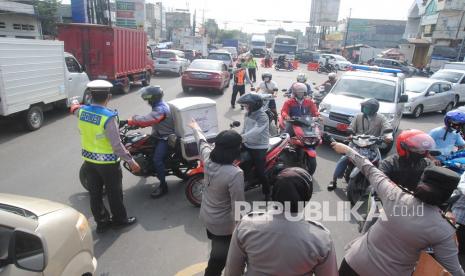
158, 0, 414, 33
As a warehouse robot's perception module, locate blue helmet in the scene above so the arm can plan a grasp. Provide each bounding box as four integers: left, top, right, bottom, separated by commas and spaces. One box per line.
444, 109, 465, 130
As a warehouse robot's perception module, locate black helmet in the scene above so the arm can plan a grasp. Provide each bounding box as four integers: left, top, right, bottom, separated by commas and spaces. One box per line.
141, 85, 164, 105
237, 93, 263, 113
262, 72, 272, 81
360, 98, 379, 116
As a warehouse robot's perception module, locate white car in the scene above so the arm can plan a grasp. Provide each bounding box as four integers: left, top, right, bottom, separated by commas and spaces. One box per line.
319, 54, 352, 71
0, 193, 96, 276
220, 47, 238, 60
153, 49, 189, 76
430, 69, 465, 104
403, 78, 455, 118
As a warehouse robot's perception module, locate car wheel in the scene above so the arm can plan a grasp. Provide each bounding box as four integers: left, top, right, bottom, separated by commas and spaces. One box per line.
182, 85, 189, 93
23, 106, 43, 131
442, 102, 454, 114
412, 105, 423, 118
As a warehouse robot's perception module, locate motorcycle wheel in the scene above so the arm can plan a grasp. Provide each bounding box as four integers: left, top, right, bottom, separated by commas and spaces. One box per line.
304, 155, 317, 175
185, 174, 204, 207
317, 67, 322, 73
79, 163, 90, 192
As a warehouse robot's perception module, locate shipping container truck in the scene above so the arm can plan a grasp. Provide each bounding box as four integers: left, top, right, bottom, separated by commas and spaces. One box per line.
0, 38, 90, 130
57, 24, 153, 94
222, 39, 239, 50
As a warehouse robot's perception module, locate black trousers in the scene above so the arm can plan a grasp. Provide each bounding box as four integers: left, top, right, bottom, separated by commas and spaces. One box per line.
83, 161, 128, 224
244, 146, 269, 195
231, 84, 246, 107
339, 258, 360, 276
204, 230, 232, 276
248, 68, 257, 82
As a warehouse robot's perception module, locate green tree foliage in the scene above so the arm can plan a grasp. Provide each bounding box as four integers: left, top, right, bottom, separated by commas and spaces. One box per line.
34, 0, 61, 36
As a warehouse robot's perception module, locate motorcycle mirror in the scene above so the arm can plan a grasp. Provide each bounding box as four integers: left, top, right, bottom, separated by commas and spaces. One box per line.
281, 89, 287, 92
231, 121, 241, 128
273, 88, 279, 92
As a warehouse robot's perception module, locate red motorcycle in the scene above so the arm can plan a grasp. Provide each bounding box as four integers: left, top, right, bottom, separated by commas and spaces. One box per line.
279, 115, 322, 175
185, 121, 293, 207
79, 124, 197, 191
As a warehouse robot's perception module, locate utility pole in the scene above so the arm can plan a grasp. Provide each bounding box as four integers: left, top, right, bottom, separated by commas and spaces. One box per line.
342, 8, 352, 52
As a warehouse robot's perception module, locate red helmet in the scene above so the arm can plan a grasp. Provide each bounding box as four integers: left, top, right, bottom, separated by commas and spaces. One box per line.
396, 129, 436, 157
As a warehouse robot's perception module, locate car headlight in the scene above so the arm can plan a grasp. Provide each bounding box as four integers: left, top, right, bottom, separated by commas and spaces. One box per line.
319, 103, 331, 113
76, 213, 90, 240
382, 113, 396, 123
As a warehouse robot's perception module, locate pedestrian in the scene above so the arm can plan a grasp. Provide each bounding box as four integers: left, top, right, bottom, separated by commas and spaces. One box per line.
70, 80, 139, 233
230, 59, 253, 110
264, 51, 272, 68
246, 55, 258, 82
188, 119, 245, 276
127, 86, 175, 199
237, 93, 270, 200
331, 142, 465, 276
225, 167, 338, 276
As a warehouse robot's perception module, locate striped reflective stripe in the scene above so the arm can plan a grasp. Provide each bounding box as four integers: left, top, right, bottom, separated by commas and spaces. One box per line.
82, 149, 118, 162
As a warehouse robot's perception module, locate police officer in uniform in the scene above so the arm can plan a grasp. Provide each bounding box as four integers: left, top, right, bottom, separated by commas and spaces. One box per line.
225, 167, 338, 276
71, 80, 139, 233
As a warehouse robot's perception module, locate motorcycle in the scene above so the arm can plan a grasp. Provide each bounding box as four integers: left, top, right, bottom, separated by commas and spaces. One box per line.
313, 83, 332, 107
275, 59, 294, 71
441, 150, 465, 175
79, 123, 198, 191
279, 115, 322, 175
317, 63, 337, 74
184, 121, 294, 207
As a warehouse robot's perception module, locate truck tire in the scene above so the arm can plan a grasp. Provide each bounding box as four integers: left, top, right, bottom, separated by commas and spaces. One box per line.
142, 72, 151, 87
24, 106, 44, 131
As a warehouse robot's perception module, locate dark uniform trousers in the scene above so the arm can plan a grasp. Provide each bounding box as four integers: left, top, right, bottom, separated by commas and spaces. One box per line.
83, 161, 128, 223
205, 230, 232, 276
231, 84, 246, 107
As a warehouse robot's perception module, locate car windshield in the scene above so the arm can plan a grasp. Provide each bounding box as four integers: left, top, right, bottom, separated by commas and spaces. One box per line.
431, 71, 463, 83
273, 45, 297, 54
405, 79, 430, 93
251, 41, 265, 46
208, 53, 230, 61
331, 77, 397, 102
335, 56, 348, 61
189, 61, 220, 71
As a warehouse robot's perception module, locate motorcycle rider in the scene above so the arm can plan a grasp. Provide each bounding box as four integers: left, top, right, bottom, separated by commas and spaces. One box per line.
70, 80, 139, 233
237, 93, 271, 200
225, 167, 338, 276
231, 60, 254, 110
328, 98, 392, 191
322, 72, 337, 89
188, 119, 245, 276
288, 73, 313, 97
429, 109, 465, 164
332, 142, 464, 276
256, 72, 278, 126
379, 129, 435, 191
127, 86, 175, 199
281, 82, 319, 135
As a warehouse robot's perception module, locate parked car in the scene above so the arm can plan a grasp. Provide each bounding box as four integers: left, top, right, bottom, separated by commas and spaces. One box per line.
319, 66, 408, 153
207, 50, 234, 73
319, 54, 352, 70
220, 47, 238, 60
181, 59, 231, 94
0, 193, 96, 276
153, 49, 189, 76
403, 78, 455, 118
372, 58, 416, 76
430, 69, 465, 104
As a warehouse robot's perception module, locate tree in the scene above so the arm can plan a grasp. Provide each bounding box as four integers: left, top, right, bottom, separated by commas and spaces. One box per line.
34, 0, 61, 36
204, 19, 219, 40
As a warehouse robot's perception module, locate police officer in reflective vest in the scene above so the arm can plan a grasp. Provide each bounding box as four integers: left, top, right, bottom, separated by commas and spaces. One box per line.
71, 80, 140, 233
230, 59, 253, 109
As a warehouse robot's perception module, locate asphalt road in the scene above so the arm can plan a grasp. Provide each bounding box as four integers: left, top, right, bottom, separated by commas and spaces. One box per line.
0, 65, 445, 276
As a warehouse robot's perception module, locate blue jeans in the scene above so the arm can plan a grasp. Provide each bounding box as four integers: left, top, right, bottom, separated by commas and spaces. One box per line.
153, 139, 169, 187
333, 156, 349, 180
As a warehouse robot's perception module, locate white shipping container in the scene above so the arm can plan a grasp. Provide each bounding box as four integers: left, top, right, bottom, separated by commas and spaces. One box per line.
168, 97, 219, 160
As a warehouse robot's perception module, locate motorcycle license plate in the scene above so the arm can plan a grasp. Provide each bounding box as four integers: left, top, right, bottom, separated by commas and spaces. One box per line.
336, 123, 349, 132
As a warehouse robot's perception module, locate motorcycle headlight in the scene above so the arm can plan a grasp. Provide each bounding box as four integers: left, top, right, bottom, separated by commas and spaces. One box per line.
319, 103, 331, 113
381, 113, 395, 123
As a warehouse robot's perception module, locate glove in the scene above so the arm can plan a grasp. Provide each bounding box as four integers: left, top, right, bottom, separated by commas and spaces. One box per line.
119, 120, 128, 128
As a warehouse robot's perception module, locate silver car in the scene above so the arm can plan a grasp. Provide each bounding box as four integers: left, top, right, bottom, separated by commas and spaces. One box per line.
403, 78, 455, 118
153, 49, 189, 76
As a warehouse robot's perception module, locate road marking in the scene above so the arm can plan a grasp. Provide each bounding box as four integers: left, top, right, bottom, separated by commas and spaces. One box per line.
175, 262, 208, 276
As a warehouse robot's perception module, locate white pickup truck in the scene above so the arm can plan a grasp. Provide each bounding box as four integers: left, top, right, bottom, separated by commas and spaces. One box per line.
0, 38, 89, 130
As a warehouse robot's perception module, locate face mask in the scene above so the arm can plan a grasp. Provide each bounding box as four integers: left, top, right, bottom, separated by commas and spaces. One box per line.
264, 77, 270, 82
295, 93, 304, 100
407, 152, 426, 163
362, 106, 372, 115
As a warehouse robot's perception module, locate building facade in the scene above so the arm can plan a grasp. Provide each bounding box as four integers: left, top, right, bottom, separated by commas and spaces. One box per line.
0, 1, 41, 39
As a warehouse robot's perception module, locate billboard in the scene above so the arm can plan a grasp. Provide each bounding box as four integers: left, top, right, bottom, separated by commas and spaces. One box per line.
310, 0, 341, 26
115, 0, 145, 29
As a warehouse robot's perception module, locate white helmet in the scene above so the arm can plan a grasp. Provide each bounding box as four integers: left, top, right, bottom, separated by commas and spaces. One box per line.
328, 72, 337, 80
291, 83, 307, 100
297, 73, 307, 83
